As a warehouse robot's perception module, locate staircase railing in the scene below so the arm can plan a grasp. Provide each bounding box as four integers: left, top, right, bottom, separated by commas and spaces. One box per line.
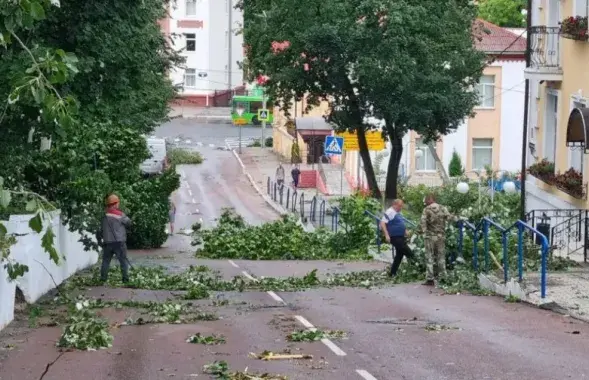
457, 218, 550, 298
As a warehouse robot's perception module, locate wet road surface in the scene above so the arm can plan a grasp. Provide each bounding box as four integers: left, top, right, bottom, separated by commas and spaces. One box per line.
3, 123, 589, 379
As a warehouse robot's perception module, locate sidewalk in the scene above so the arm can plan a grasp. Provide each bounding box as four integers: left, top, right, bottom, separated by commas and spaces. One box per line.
237, 148, 333, 227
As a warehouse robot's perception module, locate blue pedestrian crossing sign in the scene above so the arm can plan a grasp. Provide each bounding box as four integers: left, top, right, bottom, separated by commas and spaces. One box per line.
258, 109, 270, 122
324, 136, 344, 155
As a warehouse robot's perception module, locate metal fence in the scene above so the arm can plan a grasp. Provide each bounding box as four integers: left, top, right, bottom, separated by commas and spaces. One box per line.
266, 177, 340, 230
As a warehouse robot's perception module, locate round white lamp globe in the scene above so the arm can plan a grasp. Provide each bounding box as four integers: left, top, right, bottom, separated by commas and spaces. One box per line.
456, 182, 469, 194
415, 149, 424, 158
503, 181, 517, 193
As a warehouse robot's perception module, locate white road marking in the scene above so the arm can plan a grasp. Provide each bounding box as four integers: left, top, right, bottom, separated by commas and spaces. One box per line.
266, 291, 286, 304
295, 315, 346, 356
356, 370, 378, 380
321, 338, 347, 356
188, 189, 193, 196
228, 260, 239, 268
191, 198, 197, 204
294, 315, 315, 329
241, 271, 257, 281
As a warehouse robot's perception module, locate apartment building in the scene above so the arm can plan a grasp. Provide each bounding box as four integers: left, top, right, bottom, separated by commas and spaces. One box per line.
395, 20, 526, 187
160, 0, 244, 106
524, 0, 589, 211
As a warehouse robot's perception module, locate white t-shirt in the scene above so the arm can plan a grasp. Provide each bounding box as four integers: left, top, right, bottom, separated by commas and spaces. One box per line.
381, 207, 397, 223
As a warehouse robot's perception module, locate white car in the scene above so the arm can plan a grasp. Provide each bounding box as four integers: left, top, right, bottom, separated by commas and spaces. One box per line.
140, 137, 167, 175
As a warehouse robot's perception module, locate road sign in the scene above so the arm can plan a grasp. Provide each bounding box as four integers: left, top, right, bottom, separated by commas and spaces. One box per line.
258, 109, 270, 122
324, 136, 344, 155
335, 131, 385, 151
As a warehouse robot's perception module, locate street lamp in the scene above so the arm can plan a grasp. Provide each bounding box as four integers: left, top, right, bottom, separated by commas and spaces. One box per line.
456, 169, 482, 208
236, 106, 244, 154
503, 180, 517, 194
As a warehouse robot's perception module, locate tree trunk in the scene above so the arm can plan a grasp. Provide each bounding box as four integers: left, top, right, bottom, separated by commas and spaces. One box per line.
385, 129, 403, 202
427, 143, 450, 185
356, 127, 381, 198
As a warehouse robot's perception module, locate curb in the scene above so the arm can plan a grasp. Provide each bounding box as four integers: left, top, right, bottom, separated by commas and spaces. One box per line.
230, 148, 288, 216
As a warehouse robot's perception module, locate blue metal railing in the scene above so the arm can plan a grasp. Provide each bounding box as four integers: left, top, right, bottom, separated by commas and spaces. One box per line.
364, 210, 417, 256
457, 218, 550, 298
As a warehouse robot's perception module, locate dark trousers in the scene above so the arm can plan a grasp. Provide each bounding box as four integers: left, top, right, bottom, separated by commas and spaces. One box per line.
101, 242, 129, 282
390, 236, 414, 276
292, 176, 299, 187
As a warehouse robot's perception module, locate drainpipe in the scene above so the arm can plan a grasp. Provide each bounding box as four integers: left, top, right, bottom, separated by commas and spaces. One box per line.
519, 0, 532, 221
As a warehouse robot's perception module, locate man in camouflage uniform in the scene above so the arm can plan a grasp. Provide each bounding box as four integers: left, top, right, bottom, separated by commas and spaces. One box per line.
420, 193, 454, 286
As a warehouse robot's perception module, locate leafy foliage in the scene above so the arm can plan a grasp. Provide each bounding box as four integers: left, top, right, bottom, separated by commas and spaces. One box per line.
57, 300, 113, 350
168, 149, 204, 165
448, 150, 464, 177
286, 329, 346, 342
243, 0, 485, 199
194, 196, 380, 260
0, 0, 181, 254
478, 0, 526, 28
187, 333, 226, 345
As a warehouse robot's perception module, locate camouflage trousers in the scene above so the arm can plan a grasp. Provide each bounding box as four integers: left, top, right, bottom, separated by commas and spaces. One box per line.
424, 235, 447, 281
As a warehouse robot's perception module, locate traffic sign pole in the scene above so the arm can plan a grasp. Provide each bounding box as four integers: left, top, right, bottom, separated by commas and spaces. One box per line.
261, 95, 267, 150
237, 107, 244, 154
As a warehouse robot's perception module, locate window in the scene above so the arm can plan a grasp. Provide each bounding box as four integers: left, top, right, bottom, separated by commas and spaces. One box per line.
184, 69, 196, 88
544, 92, 558, 163
186, 0, 197, 16
185, 34, 196, 52
415, 138, 436, 171
570, 101, 586, 173
574, 0, 588, 17
476, 75, 495, 108
472, 138, 493, 171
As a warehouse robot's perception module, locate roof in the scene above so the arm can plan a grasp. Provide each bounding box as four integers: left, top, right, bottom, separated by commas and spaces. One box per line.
473, 19, 527, 54
295, 117, 332, 131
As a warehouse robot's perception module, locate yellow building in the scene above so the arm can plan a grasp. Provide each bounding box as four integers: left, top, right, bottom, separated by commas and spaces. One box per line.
524, 0, 588, 260
524, 0, 589, 212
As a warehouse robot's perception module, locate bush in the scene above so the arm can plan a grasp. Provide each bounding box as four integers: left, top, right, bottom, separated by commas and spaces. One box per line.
265, 137, 273, 147
448, 150, 464, 177
291, 142, 302, 164
120, 168, 180, 249
168, 149, 204, 165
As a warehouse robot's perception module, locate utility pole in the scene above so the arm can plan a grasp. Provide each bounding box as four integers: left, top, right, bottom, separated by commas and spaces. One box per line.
519, 0, 532, 221
261, 93, 267, 149
227, 0, 232, 92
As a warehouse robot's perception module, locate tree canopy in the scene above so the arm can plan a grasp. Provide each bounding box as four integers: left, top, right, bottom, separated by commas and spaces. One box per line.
243, 0, 485, 199
478, 0, 527, 28
0, 0, 181, 252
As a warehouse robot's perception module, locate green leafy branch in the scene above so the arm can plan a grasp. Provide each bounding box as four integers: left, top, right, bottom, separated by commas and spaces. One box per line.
0, 176, 60, 280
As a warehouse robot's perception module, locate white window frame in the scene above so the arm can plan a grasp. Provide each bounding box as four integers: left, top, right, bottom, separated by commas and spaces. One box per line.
185, 33, 196, 52
472, 138, 493, 171
186, 0, 197, 16
568, 96, 588, 175
573, 0, 588, 18
543, 89, 560, 165
184, 68, 197, 88
476, 75, 495, 109
415, 138, 436, 172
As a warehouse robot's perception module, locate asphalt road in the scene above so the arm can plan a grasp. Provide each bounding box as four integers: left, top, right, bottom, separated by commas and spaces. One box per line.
2, 120, 589, 379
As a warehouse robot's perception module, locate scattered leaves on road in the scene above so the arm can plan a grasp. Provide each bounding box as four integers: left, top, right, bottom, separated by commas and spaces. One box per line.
424, 324, 461, 332
187, 333, 226, 345
203, 360, 288, 379
286, 329, 347, 342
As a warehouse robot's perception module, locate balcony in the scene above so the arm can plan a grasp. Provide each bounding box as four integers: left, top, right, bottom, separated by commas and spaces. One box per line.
524, 26, 563, 82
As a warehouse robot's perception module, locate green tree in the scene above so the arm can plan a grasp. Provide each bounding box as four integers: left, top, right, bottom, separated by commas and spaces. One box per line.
342, 0, 485, 200
478, 0, 526, 27
240, 0, 383, 198
0, 0, 182, 250
448, 150, 465, 177
242, 0, 485, 201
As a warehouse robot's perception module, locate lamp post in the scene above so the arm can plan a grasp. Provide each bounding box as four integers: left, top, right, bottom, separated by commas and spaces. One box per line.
236, 106, 244, 154
456, 170, 518, 207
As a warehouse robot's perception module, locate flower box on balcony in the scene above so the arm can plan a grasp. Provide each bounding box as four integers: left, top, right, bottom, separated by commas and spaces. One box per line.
560, 16, 589, 41
529, 160, 586, 199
